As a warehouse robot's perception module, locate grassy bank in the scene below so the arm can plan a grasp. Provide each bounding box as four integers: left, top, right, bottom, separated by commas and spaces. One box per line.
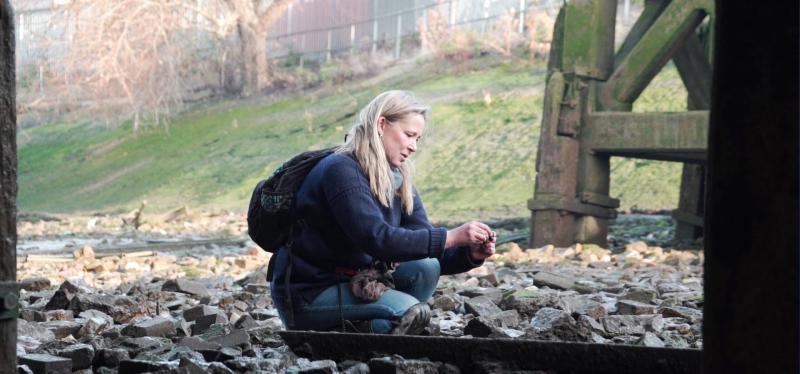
19, 55, 687, 221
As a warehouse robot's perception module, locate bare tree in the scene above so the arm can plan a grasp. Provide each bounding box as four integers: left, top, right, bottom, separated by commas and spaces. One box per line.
221, 0, 292, 97
43, 0, 291, 130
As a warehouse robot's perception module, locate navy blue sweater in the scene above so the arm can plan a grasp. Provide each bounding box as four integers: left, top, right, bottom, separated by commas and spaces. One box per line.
269, 152, 483, 305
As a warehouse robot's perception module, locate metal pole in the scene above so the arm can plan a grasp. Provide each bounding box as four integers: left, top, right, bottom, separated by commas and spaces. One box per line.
449, 0, 457, 26
350, 24, 355, 55
0, 2, 18, 373
287, 2, 293, 35
518, 0, 526, 34
327, 30, 332, 62
372, 0, 378, 55
395, 14, 402, 59
372, 19, 378, 55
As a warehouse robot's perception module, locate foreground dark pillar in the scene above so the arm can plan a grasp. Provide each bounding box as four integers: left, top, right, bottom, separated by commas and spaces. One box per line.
704, 1, 798, 372
0, 1, 16, 372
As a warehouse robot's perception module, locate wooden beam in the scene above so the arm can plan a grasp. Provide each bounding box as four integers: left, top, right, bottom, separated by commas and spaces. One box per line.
673, 33, 712, 109
583, 111, 708, 154
598, 0, 713, 110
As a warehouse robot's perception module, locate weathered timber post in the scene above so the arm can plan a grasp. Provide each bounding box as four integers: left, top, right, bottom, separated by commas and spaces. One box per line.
530, 0, 714, 247
0, 1, 17, 373
530, 0, 618, 247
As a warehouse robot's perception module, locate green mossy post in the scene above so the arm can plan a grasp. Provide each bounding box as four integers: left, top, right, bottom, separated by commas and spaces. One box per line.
530, 0, 713, 247
0, 1, 16, 372
530, 0, 618, 247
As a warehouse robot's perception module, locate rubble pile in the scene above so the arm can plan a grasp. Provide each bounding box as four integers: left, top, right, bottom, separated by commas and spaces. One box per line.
16, 239, 703, 373
430, 241, 703, 349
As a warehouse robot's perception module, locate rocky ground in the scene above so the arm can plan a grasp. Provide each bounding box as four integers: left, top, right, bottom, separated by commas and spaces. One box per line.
14, 212, 703, 373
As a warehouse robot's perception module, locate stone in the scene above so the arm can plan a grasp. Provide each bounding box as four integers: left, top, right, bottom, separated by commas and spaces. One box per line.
207, 328, 250, 348
459, 287, 503, 305
491, 309, 520, 327
638, 332, 666, 347
431, 295, 457, 312
123, 316, 177, 338
617, 300, 657, 315
199, 347, 241, 362
182, 305, 225, 322
590, 332, 608, 344
620, 287, 657, 303
118, 359, 175, 374
95, 348, 130, 368
533, 271, 575, 290
40, 320, 81, 339
120, 336, 172, 356
656, 282, 691, 295
527, 307, 590, 342
160, 346, 206, 363
244, 284, 269, 294
577, 315, 606, 336
250, 308, 279, 320
77, 316, 111, 338
207, 362, 235, 374
233, 314, 259, 329
45, 290, 76, 311
33, 309, 74, 322
192, 313, 228, 335
368, 356, 440, 374
69, 294, 138, 323
660, 306, 703, 323
178, 357, 207, 374
296, 359, 338, 373
20, 277, 51, 292
18, 318, 56, 344
176, 336, 222, 351
18, 354, 72, 374
162, 279, 210, 298
659, 330, 690, 349
56, 343, 94, 370
343, 362, 370, 374
601, 314, 663, 336
557, 296, 607, 319
530, 307, 572, 332
73, 246, 95, 260
463, 296, 502, 317
463, 317, 494, 338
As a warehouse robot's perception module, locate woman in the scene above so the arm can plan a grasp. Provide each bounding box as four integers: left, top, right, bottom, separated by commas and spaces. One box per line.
269, 90, 496, 334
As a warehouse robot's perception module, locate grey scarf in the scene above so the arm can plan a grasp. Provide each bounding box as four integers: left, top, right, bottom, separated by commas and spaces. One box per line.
391, 169, 403, 191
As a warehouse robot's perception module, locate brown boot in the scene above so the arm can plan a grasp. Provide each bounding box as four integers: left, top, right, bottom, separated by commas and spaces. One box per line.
391, 303, 431, 335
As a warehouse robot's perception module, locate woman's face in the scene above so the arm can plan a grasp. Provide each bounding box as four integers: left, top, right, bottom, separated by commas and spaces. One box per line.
379, 113, 425, 169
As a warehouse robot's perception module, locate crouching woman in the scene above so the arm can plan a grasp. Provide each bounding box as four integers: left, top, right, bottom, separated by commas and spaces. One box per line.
269, 90, 496, 334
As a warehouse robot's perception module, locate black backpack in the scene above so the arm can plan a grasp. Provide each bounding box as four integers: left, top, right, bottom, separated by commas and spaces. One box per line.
247, 147, 336, 252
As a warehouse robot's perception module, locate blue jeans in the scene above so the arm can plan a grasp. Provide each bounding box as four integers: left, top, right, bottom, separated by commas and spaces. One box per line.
279, 258, 440, 334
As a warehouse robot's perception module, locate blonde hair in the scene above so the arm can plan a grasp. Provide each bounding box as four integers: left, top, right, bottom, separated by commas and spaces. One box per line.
337, 90, 429, 214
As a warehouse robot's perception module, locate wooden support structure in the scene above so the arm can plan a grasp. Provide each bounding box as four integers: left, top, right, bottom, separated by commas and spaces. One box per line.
530, 0, 713, 247
0, 1, 16, 373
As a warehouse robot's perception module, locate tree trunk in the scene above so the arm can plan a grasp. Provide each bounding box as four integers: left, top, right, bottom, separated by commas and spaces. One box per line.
237, 22, 268, 97
227, 0, 292, 97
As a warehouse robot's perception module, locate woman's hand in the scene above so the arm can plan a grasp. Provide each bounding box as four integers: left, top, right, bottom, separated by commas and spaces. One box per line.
469, 239, 496, 262
445, 221, 494, 248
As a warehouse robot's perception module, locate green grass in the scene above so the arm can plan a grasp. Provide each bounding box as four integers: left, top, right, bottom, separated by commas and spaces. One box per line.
18, 55, 688, 219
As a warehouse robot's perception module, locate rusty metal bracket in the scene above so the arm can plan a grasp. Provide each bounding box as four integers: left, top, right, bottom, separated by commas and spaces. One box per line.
557, 78, 587, 137
528, 195, 617, 219
0, 282, 19, 320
